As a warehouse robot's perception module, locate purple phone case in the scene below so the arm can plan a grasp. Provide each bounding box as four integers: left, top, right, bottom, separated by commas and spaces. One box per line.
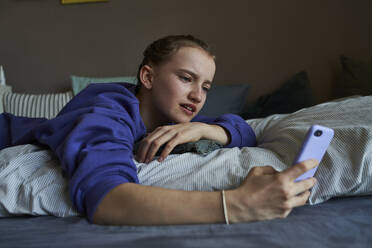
293, 125, 334, 182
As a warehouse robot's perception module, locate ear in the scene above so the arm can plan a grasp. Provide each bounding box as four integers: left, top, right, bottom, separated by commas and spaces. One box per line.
139, 65, 154, 89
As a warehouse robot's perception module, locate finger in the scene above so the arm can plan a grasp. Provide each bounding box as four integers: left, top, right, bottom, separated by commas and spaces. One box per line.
291, 177, 317, 196
250, 166, 278, 176
136, 127, 170, 162
144, 130, 178, 163
260, 166, 278, 174
136, 140, 152, 163
286, 190, 311, 208
283, 159, 319, 180
158, 133, 182, 162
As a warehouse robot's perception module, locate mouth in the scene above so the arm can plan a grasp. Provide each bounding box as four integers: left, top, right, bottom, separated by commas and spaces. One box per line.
180, 104, 196, 116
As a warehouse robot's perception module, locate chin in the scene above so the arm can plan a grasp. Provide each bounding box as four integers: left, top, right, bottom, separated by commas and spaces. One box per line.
171, 114, 194, 124
172, 117, 191, 124
167, 108, 199, 123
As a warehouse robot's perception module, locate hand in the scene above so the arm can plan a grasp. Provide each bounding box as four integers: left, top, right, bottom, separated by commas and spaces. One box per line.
226, 159, 318, 223
135, 122, 230, 163
135, 122, 207, 163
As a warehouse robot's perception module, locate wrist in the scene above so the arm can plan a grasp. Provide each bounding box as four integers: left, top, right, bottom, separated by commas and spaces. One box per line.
224, 189, 241, 224
199, 123, 229, 145
197, 122, 210, 140
225, 188, 255, 224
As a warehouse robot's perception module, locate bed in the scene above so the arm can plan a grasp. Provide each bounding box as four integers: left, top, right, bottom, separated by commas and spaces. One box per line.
1, 65, 372, 247
0, 196, 371, 248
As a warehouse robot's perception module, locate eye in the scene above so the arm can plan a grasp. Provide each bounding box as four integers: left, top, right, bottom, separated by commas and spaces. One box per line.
179, 75, 192, 82
203, 86, 211, 92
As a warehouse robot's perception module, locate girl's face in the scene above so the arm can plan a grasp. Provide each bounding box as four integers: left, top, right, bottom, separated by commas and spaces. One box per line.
149, 46, 216, 124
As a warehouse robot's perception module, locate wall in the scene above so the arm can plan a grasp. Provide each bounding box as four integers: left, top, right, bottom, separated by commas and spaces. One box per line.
0, 0, 371, 104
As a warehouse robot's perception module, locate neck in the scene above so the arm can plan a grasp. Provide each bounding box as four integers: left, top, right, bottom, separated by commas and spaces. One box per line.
136, 90, 168, 133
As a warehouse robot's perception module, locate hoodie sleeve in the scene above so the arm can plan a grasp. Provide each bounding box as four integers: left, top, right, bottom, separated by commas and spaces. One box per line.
8, 83, 146, 223
192, 113, 256, 148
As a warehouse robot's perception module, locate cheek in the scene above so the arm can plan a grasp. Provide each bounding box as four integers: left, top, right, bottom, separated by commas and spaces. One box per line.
152, 75, 190, 106
201, 95, 206, 104
156, 75, 180, 93
153, 82, 181, 108
166, 80, 188, 98
153, 78, 173, 96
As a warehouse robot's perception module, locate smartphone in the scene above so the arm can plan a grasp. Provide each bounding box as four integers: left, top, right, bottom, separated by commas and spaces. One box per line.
293, 125, 334, 182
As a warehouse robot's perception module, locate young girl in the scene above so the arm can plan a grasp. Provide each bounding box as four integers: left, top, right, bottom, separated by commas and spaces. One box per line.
0, 35, 317, 225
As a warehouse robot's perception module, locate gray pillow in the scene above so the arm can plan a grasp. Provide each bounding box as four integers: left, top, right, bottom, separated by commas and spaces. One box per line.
71, 75, 137, 95
335, 56, 372, 98
241, 71, 315, 119
0, 85, 12, 113
199, 84, 250, 117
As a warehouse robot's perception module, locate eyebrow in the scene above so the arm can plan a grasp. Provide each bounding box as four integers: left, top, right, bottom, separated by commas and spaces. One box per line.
177, 69, 212, 85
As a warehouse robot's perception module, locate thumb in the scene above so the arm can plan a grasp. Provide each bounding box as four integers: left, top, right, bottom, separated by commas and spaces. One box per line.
250, 165, 278, 176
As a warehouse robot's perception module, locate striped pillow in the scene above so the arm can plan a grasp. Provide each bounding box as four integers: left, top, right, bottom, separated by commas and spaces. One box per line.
0, 85, 12, 113
2, 91, 73, 119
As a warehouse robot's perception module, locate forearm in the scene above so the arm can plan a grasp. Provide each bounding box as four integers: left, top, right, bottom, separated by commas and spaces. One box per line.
192, 114, 256, 148
93, 183, 225, 226
199, 123, 230, 146
93, 161, 318, 226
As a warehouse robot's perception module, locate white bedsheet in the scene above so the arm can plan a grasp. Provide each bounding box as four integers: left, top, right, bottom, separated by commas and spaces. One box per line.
1, 96, 372, 217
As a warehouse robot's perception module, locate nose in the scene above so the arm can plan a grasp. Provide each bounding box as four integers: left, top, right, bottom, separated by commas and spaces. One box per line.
188, 84, 203, 103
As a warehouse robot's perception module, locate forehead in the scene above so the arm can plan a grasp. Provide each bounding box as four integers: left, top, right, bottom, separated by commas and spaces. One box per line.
161, 47, 216, 81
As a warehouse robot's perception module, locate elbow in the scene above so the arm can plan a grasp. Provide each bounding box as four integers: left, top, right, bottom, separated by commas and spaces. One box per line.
91, 205, 109, 225
89, 183, 133, 226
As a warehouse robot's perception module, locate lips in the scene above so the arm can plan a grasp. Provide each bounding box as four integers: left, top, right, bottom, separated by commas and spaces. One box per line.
180, 103, 196, 115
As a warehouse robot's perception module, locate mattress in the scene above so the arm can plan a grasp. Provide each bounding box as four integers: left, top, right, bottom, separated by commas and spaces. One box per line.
0, 196, 371, 248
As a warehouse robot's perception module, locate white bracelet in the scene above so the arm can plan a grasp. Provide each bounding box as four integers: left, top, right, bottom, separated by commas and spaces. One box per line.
222, 190, 230, 225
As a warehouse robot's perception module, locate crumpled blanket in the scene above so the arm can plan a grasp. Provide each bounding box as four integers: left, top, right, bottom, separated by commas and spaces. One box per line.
1, 95, 372, 217
133, 139, 223, 157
